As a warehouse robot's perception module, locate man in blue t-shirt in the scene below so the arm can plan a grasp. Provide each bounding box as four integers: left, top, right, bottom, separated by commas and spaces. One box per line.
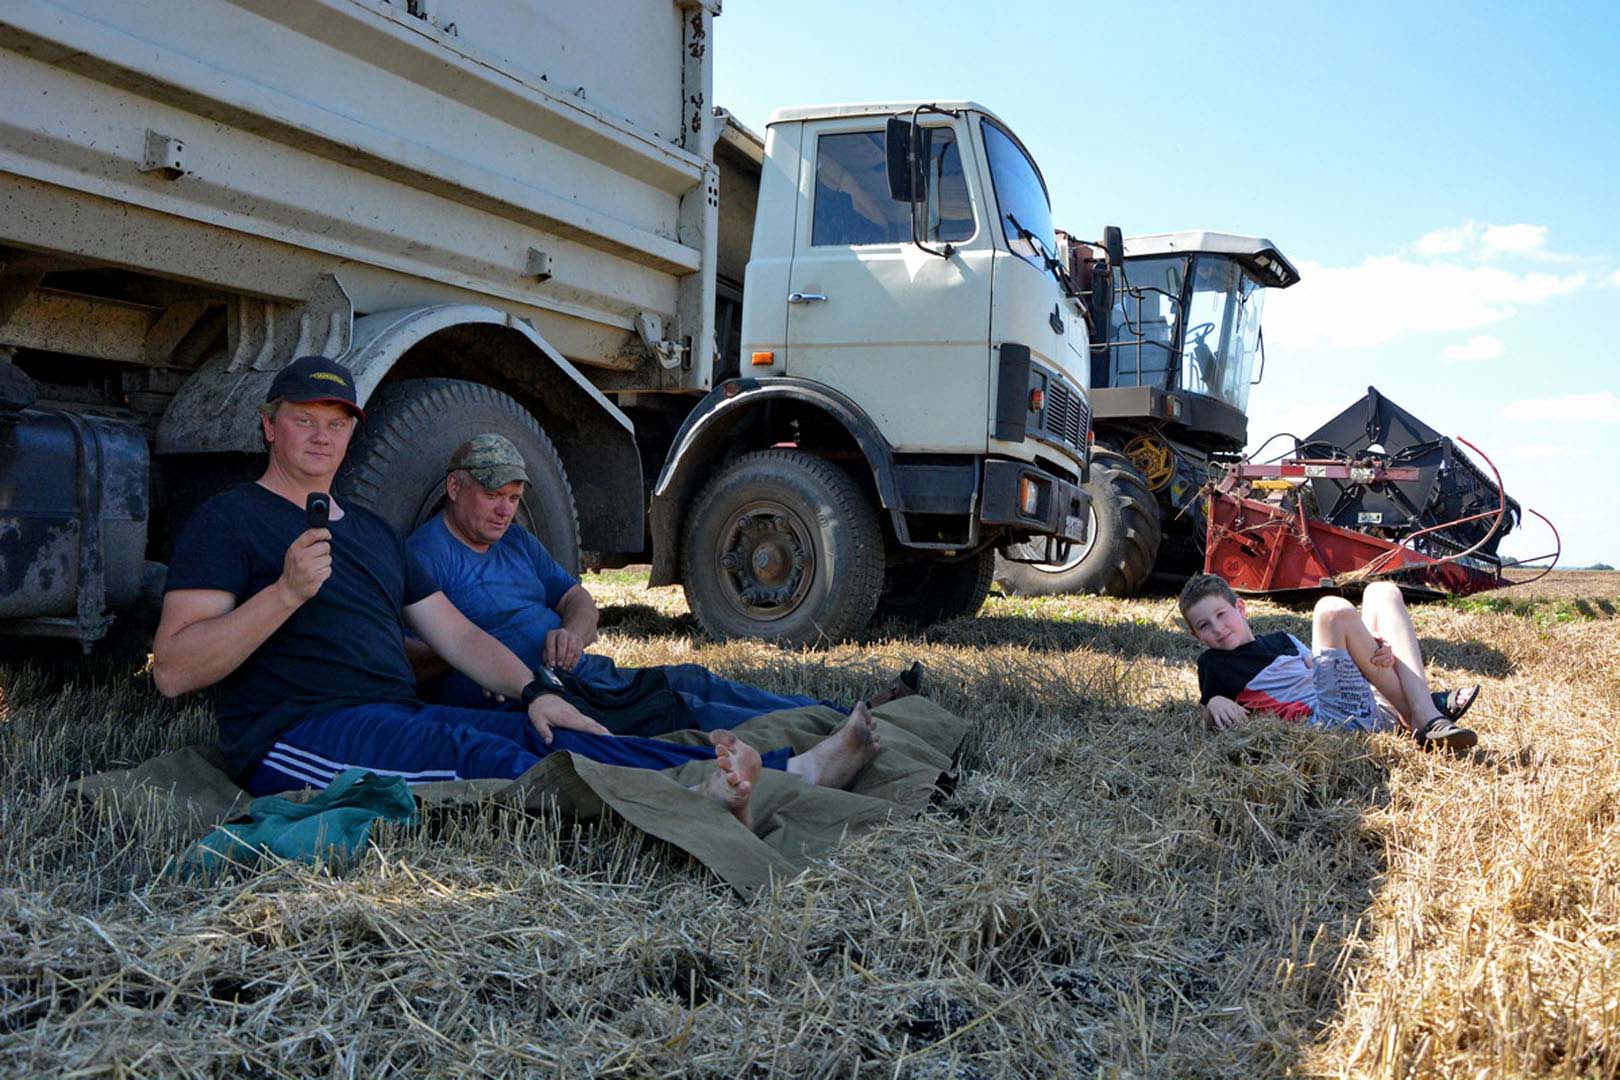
406, 434, 920, 731
153, 357, 884, 820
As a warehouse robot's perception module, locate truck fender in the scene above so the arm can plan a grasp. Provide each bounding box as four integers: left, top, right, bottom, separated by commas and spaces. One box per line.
647, 377, 901, 586
155, 302, 642, 552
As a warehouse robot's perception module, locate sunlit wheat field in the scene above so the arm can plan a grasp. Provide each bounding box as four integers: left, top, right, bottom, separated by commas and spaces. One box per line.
2, 571, 1616, 1078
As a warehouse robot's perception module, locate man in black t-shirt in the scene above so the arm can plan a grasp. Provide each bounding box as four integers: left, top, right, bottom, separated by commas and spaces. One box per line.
153, 357, 882, 820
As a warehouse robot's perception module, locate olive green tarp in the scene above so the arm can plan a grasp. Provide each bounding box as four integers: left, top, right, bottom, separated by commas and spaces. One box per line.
74, 697, 969, 897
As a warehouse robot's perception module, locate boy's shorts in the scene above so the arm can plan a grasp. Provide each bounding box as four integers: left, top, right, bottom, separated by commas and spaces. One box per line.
1310, 649, 1400, 733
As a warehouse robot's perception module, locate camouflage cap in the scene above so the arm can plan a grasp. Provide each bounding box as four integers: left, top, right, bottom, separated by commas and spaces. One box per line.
448, 433, 530, 490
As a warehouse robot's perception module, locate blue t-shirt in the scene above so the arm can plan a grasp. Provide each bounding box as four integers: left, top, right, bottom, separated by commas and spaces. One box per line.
407, 515, 578, 670
164, 484, 437, 776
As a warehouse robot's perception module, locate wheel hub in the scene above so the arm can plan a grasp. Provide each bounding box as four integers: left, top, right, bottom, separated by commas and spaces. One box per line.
715, 502, 814, 618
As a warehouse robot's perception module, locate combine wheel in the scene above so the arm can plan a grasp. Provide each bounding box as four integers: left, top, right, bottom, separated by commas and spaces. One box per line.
336, 378, 580, 573
877, 548, 996, 628
681, 449, 883, 645
994, 447, 1162, 597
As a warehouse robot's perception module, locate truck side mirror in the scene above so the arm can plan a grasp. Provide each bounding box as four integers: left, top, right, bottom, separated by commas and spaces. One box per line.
885, 117, 930, 203
1103, 225, 1125, 270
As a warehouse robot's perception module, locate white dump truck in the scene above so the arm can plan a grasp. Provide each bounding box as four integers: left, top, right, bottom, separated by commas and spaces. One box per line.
0, 0, 1093, 648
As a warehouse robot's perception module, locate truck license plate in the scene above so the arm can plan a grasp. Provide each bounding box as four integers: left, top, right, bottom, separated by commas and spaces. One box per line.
1063, 514, 1087, 542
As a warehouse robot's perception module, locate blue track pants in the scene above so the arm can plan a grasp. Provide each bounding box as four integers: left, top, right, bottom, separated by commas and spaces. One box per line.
244, 700, 792, 797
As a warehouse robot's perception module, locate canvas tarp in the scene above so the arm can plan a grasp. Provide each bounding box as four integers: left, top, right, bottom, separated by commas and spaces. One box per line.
74, 696, 970, 897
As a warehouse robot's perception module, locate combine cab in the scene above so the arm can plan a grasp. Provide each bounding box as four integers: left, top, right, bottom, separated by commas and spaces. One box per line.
997, 232, 1299, 596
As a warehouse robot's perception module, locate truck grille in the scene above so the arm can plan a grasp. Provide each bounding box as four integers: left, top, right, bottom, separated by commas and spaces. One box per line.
1042, 379, 1089, 450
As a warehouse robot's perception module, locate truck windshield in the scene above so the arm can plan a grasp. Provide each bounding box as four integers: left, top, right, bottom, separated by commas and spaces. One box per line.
980, 120, 1054, 266
1179, 256, 1267, 414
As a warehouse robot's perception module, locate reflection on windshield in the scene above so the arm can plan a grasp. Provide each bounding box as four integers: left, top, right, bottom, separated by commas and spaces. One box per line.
981, 120, 1054, 265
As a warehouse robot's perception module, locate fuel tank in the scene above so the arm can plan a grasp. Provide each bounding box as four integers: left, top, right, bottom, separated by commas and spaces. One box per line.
0, 404, 149, 639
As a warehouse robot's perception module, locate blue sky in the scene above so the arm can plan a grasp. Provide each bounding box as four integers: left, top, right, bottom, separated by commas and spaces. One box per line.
714, 1, 1620, 567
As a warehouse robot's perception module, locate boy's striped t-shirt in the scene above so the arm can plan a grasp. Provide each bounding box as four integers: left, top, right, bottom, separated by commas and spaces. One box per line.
1196, 632, 1315, 721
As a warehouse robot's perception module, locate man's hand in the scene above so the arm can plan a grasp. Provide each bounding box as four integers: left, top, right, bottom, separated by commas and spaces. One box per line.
1203, 695, 1249, 732
543, 627, 587, 672
1369, 635, 1396, 668
280, 528, 332, 603
526, 692, 611, 745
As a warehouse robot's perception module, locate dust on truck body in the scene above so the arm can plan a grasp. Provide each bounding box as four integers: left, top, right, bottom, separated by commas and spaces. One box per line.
0, 0, 1091, 647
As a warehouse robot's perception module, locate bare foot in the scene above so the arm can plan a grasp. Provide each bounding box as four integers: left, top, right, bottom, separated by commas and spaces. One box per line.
787, 701, 882, 790
866, 661, 923, 709
695, 730, 762, 828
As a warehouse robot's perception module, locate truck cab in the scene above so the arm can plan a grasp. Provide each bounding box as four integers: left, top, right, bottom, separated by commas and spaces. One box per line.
651, 103, 1094, 640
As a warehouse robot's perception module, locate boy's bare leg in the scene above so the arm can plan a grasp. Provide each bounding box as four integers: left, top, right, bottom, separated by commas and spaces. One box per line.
1311, 593, 1417, 727
786, 701, 882, 789
1358, 582, 1445, 728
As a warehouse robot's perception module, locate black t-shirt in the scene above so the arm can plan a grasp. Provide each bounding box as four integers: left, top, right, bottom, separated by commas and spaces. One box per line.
1195, 631, 1315, 721
164, 483, 437, 776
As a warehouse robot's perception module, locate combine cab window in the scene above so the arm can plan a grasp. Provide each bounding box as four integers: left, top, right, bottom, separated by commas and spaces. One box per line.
1179, 258, 1266, 414
811, 128, 973, 247
1106, 255, 1186, 390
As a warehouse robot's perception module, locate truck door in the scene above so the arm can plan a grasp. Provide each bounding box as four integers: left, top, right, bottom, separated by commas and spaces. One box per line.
784, 119, 992, 452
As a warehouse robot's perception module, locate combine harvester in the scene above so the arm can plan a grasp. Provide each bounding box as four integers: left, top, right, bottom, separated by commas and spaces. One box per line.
1203, 387, 1560, 598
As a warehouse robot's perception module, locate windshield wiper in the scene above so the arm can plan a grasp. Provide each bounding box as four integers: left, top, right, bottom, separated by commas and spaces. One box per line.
1006, 214, 1077, 299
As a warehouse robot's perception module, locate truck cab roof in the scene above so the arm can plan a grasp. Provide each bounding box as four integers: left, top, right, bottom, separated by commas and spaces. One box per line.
1124, 231, 1300, 289
766, 100, 1003, 127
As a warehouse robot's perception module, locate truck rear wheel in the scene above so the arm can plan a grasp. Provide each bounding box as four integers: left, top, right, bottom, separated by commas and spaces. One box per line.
877, 549, 996, 628
681, 449, 882, 645
994, 447, 1161, 597
335, 378, 580, 573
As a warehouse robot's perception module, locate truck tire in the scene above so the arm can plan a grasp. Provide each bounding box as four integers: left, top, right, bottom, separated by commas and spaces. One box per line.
681, 449, 882, 645
335, 378, 580, 574
994, 447, 1161, 597
877, 549, 996, 628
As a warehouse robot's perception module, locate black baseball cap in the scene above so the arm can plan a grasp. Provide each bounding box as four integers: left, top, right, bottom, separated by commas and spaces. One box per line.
265, 356, 365, 419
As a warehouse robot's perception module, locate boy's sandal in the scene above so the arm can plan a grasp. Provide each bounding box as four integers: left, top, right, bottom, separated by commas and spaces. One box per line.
1430, 684, 1480, 722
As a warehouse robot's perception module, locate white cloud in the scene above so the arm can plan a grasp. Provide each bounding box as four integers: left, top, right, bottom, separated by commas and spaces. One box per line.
1416, 223, 1474, 256
1610, 267, 1620, 288
1265, 255, 1588, 350
1442, 334, 1506, 362
1415, 220, 1551, 260
1480, 223, 1547, 254
1499, 392, 1620, 424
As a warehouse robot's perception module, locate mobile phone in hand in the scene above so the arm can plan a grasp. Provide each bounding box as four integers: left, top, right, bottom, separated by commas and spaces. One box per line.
305, 492, 331, 530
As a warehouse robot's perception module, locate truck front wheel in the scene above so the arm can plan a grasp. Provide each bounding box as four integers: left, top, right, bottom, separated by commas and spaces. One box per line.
994, 447, 1162, 597
681, 449, 882, 645
335, 378, 580, 573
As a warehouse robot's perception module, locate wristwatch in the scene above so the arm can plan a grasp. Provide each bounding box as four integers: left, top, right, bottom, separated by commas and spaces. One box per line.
520, 668, 562, 708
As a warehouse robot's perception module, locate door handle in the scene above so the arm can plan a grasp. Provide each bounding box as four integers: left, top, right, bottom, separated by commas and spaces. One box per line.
787, 292, 828, 304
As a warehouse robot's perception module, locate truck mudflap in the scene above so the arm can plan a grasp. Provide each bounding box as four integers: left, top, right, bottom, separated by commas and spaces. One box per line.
980, 459, 1089, 544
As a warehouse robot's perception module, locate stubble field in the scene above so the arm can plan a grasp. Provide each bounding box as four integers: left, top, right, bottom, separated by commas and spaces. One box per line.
1, 570, 1616, 1078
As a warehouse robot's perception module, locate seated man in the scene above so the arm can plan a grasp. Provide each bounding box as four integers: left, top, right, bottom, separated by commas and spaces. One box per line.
406, 433, 918, 732
152, 356, 881, 823
1178, 573, 1479, 751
